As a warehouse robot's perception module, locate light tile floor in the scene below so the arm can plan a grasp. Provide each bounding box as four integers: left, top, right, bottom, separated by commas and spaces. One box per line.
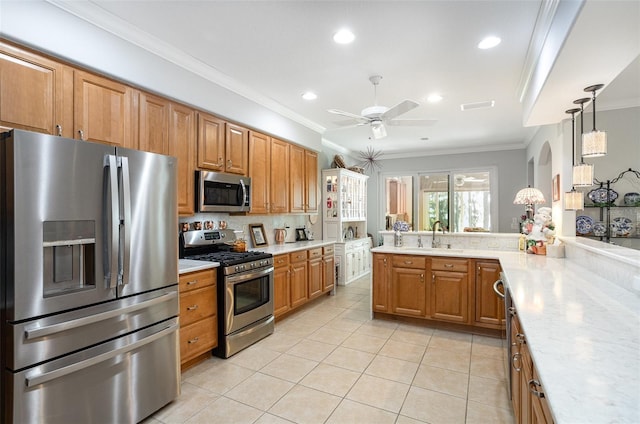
146, 275, 514, 424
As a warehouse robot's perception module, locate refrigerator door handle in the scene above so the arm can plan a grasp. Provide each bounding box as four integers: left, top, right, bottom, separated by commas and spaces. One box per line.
25, 320, 178, 387
104, 154, 120, 289
119, 156, 132, 287
23, 291, 178, 340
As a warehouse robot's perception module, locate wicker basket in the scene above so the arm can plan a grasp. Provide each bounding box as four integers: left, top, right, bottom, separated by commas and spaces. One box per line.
333, 155, 346, 168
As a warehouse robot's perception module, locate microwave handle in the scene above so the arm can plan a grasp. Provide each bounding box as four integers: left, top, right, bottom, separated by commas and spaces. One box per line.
240, 179, 248, 206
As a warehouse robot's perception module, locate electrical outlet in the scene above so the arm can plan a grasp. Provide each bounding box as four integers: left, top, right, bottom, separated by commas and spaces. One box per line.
511, 217, 519, 229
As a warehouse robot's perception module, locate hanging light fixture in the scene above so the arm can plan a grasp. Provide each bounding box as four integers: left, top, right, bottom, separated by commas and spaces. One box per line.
572, 97, 594, 187
582, 84, 607, 157
564, 107, 584, 210
514, 186, 545, 220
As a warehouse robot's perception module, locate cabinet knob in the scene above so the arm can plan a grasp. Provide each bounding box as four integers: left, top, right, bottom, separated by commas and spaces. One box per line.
56, 124, 62, 136
218, 157, 223, 166
78, 129, 85, 140
404, 260, 412, 264
188, 337, 199, 344
512, 352, 522, 372
432, 273, 435, 283
444, 263, 454, 268
186, 280, 198, 286
186, 305, 198, 311
508, 306, 516, 316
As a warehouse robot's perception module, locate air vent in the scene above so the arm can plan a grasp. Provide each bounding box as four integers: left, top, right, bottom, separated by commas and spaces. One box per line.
460, 100, 495, 111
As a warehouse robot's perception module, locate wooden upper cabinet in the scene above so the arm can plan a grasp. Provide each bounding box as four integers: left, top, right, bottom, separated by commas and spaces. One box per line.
137, 91, 169, 154
289, 144, 305, 213
168, 103, 196, 216
0, 41, 73, 137
225, 123, 249, 175
305, 149, 318, 213
248, 131, 271, 214
197, 112, 225, 171
74, 70, 133, 148
270, 138, 289, 213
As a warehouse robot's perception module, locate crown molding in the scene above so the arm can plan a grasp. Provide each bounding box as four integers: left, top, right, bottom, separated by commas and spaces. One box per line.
45, 0, 325, 134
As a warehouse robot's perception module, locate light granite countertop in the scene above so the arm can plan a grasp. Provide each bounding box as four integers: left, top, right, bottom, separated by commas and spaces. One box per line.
371, 246, 640, 423
178, 259, 219, 274
256, 239, 336, 256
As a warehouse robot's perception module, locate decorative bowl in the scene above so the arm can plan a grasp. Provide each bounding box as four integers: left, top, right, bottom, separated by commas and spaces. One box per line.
623, 192, 640, 206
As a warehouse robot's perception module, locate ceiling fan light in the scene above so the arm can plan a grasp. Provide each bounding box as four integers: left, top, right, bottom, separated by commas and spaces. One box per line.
572, 163, 593, 187
371, 122, 387, 139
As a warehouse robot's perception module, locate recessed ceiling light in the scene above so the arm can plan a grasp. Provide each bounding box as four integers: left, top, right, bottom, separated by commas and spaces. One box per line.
302, 92, 317, 100
333, 29, 355, 44
427, 94, 443, 103
478, 36, 501, 49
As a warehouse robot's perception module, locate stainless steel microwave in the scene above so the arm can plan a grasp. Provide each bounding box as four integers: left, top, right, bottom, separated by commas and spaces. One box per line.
196, 171, 251, 212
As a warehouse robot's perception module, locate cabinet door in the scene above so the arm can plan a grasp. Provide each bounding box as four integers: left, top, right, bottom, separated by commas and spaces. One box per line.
225, 123, 248, 175
273, 257, 291, 318
248, 131, 271, 214
290, 261, 308, 308
372, 254, 390, 312
197, 112, 225, 171
270, 138, 289, 213
74, 70, 133, 147
475, 260, 505, 328
289, 144, 305, 213
322, 254, 335, 292
431, 271, 469, 323
0, 42, 72, 137
391, 267, 426, 317
168, 103, 196, 216
137, 91, 169, 154
308, 258, 323, 299
304, 149, 318, 213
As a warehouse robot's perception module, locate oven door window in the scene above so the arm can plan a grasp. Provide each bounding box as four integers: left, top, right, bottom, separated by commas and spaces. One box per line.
234, 274, 270, 315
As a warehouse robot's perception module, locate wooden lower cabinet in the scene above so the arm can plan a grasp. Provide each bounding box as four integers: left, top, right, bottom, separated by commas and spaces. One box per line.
511, 308, 554, 424
178, 268, 217, 369
273, 254, 291, 317
390, 255, 427, 317
372, 253, 505, 334
372, 253, 390, 312
430, 257, 469, 324
475, 260, 505, 329
308, 248, 323, 300
274, 245, 335, 319
322, 245, 335, 292
289, 250, 308, 309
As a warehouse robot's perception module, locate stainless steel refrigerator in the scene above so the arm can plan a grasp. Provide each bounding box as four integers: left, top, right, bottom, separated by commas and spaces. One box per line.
0, 129, 180, 423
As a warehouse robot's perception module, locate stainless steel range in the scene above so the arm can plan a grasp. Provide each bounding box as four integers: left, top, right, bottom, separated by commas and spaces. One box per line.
180, 229, 274, 358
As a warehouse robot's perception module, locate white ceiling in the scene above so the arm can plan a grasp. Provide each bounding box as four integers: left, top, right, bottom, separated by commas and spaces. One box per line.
50, 0, 640, 158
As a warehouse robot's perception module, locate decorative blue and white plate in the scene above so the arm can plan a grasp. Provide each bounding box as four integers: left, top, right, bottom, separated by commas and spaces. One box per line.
592, 221, 607, 237
611, 217, 633, 237
587, 188, 618, 205
576, 215, 594, 235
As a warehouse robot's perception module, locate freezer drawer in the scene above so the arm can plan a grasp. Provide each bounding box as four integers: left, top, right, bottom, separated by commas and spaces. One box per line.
5, 318, 180, 424
8, 287, 178, 370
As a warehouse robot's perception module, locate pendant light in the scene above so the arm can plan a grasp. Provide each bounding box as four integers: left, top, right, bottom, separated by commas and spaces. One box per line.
582, 84, 607, 157
564, 107, 584, 210
572, 97, 594, 187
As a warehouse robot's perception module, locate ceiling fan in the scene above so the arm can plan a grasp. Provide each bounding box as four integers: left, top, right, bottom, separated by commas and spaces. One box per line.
328, 75, 437, 139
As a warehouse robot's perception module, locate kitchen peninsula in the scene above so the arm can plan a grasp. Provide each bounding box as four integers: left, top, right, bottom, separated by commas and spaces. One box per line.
371, 234, 640, 423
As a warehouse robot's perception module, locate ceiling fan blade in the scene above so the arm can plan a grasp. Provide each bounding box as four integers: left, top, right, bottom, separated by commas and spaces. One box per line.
386, 119, 438, 126
332, 119, 368, 127
328, 109, 369, 121
381, 99, 419, 121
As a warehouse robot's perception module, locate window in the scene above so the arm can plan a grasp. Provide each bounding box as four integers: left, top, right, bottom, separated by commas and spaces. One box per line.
383, 169, 495, 232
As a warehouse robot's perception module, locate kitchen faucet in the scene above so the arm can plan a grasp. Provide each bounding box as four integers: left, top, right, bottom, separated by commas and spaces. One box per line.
432, 220, 442, 248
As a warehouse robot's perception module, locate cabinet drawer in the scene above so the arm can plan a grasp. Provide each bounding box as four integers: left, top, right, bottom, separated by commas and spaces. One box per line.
179, 286, 217, 327
431, 257, 468, 272
392, 255, 426, 269
323, 244, 335, 255
179, 269, 216, 292
179, 316, 217, 362
290, 251, 307, 263
274, 254, 290, 268
308, 247, 323, 259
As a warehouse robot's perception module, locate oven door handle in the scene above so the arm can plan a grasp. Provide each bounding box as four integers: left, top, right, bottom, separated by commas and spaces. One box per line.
225, 266, 274, 285
25, 320, 178, 387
